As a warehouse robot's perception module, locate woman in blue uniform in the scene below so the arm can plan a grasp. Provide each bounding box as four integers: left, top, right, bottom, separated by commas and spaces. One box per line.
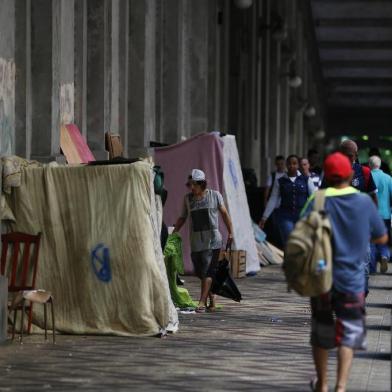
259, 155, 316, 246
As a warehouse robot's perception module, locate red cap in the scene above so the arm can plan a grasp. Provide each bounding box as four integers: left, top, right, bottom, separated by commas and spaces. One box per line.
323, 152, 352, 180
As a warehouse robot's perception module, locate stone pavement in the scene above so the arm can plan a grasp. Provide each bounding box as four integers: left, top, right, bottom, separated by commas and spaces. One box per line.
0, 266, 390, 391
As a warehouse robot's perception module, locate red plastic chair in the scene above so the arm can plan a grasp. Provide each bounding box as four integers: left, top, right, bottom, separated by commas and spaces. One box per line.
1, 232, 42, 335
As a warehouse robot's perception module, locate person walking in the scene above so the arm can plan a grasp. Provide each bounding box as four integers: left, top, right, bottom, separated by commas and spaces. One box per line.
259, 155, 316, 246
300, 157, 321, 190
263, 155, 286, 248
264, 155, 286, 206
303, 152, 387, 392
339, 139, 378, 201
368, 147, 391, 175
368, 155, 392, 273
338, 139, 378, 295
173, 169, 233, 313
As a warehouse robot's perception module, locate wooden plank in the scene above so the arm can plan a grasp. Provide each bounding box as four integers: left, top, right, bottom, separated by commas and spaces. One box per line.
66, 124, 95, 163
60, 125, 83, 164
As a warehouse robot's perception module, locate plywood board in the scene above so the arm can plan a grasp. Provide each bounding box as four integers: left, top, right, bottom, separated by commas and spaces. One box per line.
60, 124, 95, 164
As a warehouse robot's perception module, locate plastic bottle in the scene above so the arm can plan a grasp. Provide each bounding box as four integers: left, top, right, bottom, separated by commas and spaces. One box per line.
316, 259, 326, 274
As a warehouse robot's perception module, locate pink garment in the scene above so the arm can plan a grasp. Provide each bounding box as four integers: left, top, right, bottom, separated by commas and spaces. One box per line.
154, 133, 227, 273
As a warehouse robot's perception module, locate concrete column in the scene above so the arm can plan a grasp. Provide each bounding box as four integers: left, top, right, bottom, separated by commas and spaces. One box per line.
157, 0, 181, 144
280, 57, 291, 157
29, 0, 74, 161
207, 0, 220, 132
86, 0, 109, 159
52, 0, 75, 155
30, 0, 52, 159
128, 0, 156, 156
268, 39, 282, 159
220, 1, 231, 132
0, 0, 16, 156
260, 0, 272, 185
74, 0, 88, 138
14, 0, 31, 158
118, 0, 129, 151
177, 1, 190, 138
188, 1, 209, 136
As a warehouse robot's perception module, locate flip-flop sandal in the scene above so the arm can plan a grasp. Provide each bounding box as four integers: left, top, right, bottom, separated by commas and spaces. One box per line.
309, 378, 318, 391
206, 306, 216, 313
195, 306, 206, 313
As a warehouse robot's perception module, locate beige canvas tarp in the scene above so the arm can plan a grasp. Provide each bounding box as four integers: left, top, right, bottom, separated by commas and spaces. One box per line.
5, 161, 178, 336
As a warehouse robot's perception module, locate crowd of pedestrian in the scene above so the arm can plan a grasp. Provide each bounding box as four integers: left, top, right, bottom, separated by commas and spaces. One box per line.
170, 139, 391, 392
259, 141, 391, 392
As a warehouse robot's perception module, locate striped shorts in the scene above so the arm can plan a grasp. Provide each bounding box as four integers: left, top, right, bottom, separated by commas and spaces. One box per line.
310, 289, 366, 350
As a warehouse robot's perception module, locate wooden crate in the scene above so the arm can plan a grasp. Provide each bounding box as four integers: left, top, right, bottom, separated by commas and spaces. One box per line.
219, 250, 247, 279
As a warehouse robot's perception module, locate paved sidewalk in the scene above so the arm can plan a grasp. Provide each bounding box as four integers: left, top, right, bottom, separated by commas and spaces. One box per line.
0, 266, 390, 391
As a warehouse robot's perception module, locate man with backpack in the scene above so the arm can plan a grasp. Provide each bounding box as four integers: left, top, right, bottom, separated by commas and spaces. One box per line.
302, 152, 387, 392
320, 140, 379, 295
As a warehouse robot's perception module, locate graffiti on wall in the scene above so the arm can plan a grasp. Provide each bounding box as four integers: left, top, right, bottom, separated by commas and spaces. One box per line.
91, 243, 112, 283
0, 58, 15, 155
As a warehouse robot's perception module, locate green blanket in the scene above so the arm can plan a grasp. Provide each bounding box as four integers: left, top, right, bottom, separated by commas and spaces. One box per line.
164, 234, 197, 309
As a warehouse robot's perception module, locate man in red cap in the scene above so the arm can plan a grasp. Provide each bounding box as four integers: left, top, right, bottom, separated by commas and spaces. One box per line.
302, 152, 387, 392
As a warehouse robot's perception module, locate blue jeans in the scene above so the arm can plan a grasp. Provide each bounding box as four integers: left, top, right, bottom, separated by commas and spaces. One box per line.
369, 219, 391, 273
276, 212, 299, 246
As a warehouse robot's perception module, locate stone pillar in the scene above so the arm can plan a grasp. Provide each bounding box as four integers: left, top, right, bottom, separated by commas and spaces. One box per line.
0, 0, 16, 156
128, 0, 156, 156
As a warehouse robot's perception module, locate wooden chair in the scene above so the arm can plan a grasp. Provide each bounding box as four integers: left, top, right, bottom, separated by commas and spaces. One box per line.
0, 232, 55, 342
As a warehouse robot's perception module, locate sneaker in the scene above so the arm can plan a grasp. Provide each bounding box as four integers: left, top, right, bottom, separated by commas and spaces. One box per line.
380, 257, 388, 274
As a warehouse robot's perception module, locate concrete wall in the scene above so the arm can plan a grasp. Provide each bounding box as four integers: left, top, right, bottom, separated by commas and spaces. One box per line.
1, 0, 324, 183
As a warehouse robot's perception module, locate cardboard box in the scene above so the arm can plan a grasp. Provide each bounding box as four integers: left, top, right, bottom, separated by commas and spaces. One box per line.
219, 250, 246, 279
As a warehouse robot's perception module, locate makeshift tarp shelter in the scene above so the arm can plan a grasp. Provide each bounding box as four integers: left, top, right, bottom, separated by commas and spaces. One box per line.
4, 161, 178, 336
154, 133, 259, 274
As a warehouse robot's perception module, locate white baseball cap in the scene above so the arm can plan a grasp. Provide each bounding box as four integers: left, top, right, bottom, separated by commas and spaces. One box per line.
191, 169, 206, 181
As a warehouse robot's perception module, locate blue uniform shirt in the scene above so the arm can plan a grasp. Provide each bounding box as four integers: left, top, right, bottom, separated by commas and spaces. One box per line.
302, 187, 386, 293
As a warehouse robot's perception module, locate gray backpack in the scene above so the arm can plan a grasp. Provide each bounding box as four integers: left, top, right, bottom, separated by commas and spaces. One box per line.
283, 190, 333, 297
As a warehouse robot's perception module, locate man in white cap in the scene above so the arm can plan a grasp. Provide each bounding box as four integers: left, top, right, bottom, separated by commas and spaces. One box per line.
174, 169, 233, 312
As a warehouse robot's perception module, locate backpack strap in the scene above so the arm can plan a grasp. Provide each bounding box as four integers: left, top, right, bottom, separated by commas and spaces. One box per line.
313, 190, 327, 212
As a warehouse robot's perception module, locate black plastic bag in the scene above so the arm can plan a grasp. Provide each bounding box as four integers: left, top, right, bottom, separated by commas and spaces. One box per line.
211, 256, 242, 302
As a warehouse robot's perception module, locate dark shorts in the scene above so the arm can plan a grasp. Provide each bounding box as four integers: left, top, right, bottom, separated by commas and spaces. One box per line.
190, 249, 220, 279
310, 289, 366, 350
